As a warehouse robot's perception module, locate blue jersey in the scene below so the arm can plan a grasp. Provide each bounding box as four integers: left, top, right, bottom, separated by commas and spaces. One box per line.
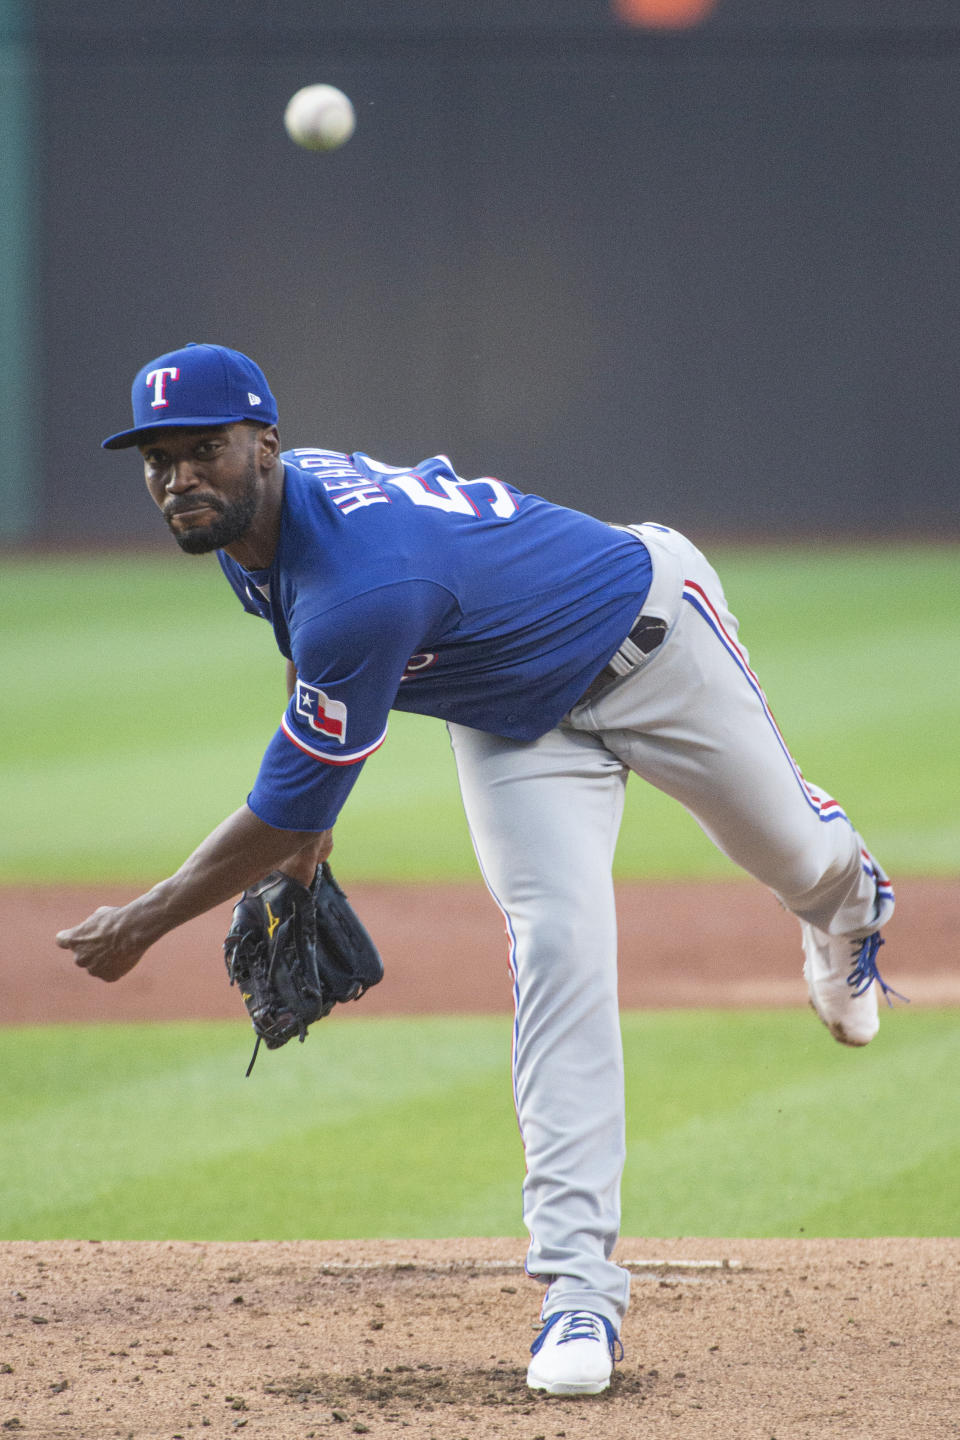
217, 450, 652, 832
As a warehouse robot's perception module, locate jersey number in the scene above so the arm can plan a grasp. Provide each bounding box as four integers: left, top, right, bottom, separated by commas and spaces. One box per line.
389, 472, 517, 519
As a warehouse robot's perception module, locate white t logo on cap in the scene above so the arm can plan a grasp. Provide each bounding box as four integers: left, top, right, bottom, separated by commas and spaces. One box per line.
146, 367, 180, 408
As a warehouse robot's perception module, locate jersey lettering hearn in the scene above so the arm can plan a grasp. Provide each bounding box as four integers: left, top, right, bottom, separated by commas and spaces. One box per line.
331, 484, 390, 514
288, 448, 518, 522
288, 448, 366, 481
287, 449, 389, 512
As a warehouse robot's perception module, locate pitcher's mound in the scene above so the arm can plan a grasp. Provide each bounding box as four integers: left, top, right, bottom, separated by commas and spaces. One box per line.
2, 1237, 958, 1437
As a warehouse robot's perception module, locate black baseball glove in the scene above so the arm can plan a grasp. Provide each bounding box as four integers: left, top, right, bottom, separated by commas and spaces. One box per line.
223, 863, 383, 1075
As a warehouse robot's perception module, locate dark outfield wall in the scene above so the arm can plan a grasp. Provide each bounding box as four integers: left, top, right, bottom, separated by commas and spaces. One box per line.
22, 0, 960, 540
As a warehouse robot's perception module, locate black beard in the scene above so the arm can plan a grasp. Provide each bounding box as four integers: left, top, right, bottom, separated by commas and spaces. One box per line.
164, 459, 259, 555
168, 491, 259, 554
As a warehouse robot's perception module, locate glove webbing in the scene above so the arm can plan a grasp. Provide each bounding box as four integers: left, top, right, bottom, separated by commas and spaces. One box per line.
227, 914, 314, 1077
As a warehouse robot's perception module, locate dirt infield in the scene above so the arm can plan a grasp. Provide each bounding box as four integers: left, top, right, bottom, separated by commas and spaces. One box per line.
3, 877, 959, 1437
7, 877, 960, 1025
2, 1238, 959, 1439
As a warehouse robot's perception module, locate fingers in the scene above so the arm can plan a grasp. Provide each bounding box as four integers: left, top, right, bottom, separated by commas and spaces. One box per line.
278, 830, 335, 886
54, 907, 144, 982
69, 946, 142, 982
55, 921, 90, 950
56, 906, 114, 947
75, 956, 137, 983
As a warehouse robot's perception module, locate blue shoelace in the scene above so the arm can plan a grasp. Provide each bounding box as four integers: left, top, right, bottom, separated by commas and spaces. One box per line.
530, 1310, 624, 1362
847, 934, 909, 1006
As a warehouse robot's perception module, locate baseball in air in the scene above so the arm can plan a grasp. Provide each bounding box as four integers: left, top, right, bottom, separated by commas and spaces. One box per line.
283, 84, 356, 151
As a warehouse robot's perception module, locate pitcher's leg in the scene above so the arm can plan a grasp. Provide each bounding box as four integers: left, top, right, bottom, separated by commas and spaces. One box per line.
637, 584, 896, 1043
448, 720, 631, 1327
569, 528, 896, 1046
574, 532, 894, 940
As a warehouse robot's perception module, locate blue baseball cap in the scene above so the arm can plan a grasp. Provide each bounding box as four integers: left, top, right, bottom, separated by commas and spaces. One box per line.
101, 342, 279, 449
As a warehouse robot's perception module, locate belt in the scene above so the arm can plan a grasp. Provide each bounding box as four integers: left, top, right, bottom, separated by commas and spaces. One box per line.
579, 613, 668, 706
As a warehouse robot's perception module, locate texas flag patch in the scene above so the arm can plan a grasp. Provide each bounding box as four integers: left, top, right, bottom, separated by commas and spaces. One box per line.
294, 679, 347, 744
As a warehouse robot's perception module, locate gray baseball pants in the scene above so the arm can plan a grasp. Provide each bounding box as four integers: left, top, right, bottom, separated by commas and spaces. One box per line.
447, 523, 894, 1330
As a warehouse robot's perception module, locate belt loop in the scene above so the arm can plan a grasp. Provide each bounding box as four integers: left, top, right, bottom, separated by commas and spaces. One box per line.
578, 524, 683, 707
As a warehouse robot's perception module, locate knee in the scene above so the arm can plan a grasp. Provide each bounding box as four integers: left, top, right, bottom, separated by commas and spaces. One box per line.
510, 899, 617, 988
774, 841, 860, 911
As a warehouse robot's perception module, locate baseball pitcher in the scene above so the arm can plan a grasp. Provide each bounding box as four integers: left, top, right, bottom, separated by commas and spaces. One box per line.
57, 343, 899, 1396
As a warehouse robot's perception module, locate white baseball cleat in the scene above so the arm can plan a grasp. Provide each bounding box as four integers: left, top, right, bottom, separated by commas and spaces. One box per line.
802, 925, 904, 1047
526, 1310, 623, 1396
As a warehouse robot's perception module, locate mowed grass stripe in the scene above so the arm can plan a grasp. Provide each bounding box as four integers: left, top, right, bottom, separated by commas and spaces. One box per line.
14, 1080, 527, 1243
2, 1010, 958, 1240
2, 545, 958, 881
621, 1013, 960, 1237
0, 1017, 515, 1226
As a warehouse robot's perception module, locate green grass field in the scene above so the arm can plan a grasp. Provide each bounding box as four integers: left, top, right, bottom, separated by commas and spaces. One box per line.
2, 1009, 957, 1241
2, 546, 957, 1240
2, 543, 958, 882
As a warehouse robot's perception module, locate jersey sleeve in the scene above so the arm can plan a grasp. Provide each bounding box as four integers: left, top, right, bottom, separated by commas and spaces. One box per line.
246, 579, 458, 832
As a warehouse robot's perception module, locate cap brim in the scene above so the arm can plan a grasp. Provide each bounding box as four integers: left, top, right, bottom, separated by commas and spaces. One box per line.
101, 413, 255, 450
